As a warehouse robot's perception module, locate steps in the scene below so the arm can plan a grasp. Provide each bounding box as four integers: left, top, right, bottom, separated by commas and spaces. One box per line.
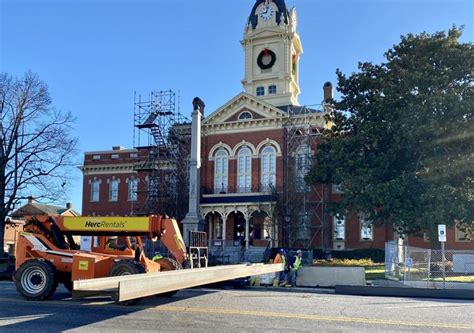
209, 246, 267, 264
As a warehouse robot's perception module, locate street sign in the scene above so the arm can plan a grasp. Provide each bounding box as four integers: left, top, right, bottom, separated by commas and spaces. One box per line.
438, 224, 447, 242
405, 257, 414, 268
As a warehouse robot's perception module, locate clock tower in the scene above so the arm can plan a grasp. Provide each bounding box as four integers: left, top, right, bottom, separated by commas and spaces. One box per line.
242, 0, 302, 107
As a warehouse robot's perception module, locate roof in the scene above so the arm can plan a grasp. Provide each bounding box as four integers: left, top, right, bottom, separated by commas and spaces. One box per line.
277, 105, 325, 115
12, 202, 80, 219
248, 0, 289, 29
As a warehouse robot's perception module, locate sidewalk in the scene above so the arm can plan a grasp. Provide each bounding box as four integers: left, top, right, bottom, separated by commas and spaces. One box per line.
247, 285, 335, 295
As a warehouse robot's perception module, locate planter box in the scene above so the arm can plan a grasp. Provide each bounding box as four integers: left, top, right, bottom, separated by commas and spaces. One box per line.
297, 266, 366, 287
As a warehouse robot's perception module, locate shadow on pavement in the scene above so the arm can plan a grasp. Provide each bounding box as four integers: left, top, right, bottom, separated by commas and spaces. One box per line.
0, 283, 216, 332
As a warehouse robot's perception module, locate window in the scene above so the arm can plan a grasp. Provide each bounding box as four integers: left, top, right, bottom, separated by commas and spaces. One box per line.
237, 147, 252, 192
109, 179, 119, 202
166, 175, 177, 194
91, 180, 100, 202
92, 155, 101, 160
268, 85, 277, 94
214, 149, 228, 193
261, 146, 276, 191
239, 111, 253, 120
296, 144, 311, 192
130, 153, 138, 158
256, 86, 265, 96
148, 177, 159, 199
128, 178, 138, 201
333, 215, 345, 240
423, 233, 431, 242
360, 216, 373, 241
111, 154, 119, 159
297, 213, 310, 240
455, 222, 473, 242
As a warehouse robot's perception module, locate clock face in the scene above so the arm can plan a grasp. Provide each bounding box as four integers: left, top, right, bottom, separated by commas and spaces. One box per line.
258, 5, 274, 21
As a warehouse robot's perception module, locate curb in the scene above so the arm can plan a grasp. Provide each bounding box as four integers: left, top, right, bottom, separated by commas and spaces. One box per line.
246, 285, 335, 295
335, 285, 474, 300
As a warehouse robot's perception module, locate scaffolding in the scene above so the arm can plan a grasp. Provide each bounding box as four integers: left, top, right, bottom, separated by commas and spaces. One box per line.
279, 104, 331, 252
133, 90, 191, 219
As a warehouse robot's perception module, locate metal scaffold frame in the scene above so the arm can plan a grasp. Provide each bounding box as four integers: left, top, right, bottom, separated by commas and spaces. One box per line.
133, 90, 191, 219
279, 104, 331, 252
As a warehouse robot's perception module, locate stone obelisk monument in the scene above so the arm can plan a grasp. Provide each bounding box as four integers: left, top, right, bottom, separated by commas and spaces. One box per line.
181, 97, 205, 245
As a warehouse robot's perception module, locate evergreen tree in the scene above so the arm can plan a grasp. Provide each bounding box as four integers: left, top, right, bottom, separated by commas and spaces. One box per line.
307, 27, 473, 239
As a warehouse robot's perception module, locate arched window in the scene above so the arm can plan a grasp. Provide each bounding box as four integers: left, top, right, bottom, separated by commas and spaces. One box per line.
268, 85, 277, 94
256, 86, 265, 96
261, 146, 276, 191
237, 147, 252, 193
239, 111, 253, 120
214, 149, 228, 193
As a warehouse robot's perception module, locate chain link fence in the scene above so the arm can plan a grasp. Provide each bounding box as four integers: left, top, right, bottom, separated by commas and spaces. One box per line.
385, 241, 474, 289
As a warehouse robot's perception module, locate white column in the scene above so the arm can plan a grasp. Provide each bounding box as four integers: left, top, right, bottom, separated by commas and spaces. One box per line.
209, 217, 213, 240
222, 212, 227, 249
245, 214, 250, 250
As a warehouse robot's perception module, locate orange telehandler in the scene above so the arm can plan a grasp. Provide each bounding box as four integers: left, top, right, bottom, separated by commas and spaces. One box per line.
14, 214, 189, 301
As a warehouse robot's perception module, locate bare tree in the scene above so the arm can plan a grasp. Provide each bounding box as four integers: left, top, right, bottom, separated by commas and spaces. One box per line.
0, 72, 78, 255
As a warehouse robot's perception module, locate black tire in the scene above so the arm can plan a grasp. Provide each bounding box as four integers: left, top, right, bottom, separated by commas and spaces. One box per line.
14, 259, 58, 301
109, 261, 145, 305
110, 260, 145, 276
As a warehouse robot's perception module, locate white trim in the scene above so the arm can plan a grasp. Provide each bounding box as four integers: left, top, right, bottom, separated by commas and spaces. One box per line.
203, 92, 288, 125
232, 140, 257, 157
208, 142, 234, 160
256, 138, 282, 155
84, 149, 138, 154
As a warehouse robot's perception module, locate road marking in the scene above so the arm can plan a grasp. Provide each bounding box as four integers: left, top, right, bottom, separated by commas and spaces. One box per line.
384, 303, 474, 309
0, 314, 52, 327
152, 306, 474, 330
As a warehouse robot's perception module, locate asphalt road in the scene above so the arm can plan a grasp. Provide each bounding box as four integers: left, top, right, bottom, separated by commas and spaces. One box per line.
1, 281, 474, 332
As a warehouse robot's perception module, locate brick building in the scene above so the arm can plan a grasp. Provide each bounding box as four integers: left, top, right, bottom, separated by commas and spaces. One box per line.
80, 0, 472, 256
3, 197, 79, 255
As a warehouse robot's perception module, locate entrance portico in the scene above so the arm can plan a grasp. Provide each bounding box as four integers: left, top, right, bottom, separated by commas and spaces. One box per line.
202, 201, 278, 250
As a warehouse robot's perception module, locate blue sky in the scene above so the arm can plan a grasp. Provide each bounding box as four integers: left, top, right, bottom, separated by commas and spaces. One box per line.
1, 0, 473, 213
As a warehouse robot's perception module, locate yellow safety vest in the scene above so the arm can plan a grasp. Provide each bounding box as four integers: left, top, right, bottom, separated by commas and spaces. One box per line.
292, 256, 302, 271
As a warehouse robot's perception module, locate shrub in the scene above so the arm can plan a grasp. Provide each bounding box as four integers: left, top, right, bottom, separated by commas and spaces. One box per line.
313, 258, 377, 267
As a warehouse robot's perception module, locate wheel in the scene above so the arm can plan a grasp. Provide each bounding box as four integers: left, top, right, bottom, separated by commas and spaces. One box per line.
110, 260, 145, 276
109, 261, 145, 305
14, 259, 58, 301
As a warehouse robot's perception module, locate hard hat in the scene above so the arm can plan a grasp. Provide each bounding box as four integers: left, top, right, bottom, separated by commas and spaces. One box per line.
296, 249, 302, 254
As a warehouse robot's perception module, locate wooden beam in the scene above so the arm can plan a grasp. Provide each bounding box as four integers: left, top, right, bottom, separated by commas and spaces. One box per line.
119, 264, 284, 302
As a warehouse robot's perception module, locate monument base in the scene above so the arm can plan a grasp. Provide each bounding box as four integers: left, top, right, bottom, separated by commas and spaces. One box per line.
181, 213, 204, 246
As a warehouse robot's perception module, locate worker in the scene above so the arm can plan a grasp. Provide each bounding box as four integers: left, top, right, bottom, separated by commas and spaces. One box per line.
272, 248, 288, 287
286, 249, 303, 287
